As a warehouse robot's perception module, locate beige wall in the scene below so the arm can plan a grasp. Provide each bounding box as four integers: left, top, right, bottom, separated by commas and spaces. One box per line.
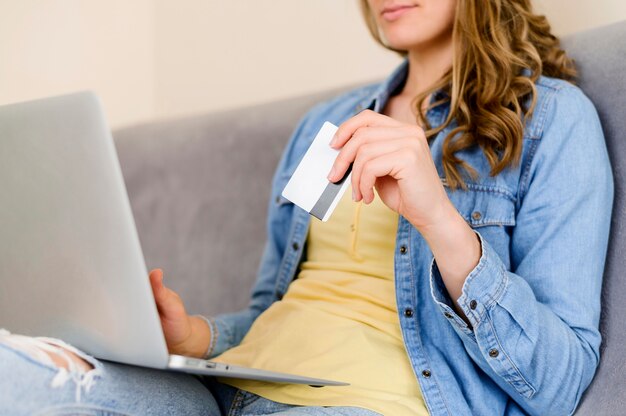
0, 0, 155, 127
152, 0, 400, 121
0, 1, 624, 128
536, 0, 626, 35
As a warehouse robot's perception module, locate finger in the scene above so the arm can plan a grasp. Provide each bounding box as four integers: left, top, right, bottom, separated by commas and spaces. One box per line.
149, 269, 166, 300
149, 268, 163, 282
149, 269, 184, 317
359, 150, 409, 204
330, 110, 402, 149
157, 288, 186, 319
351, 138, 413, 201
328, 126, 416, 183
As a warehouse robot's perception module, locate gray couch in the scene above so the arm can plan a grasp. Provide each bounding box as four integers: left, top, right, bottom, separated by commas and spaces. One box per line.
113, 21, 626, 415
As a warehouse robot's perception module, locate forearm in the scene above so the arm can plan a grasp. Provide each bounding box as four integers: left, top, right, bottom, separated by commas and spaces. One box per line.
414, 201, 481, 323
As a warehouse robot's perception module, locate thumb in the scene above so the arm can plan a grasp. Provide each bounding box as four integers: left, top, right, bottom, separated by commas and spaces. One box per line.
149, 268, 166, 303
148, 269, 187, 318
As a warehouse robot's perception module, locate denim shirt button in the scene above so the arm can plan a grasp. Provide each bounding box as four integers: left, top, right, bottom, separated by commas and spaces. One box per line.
292, 242, 300, 251
489, 348, 500, 358
444, 312, 453, 319
471, 211, 482, 221
422, 370, 431, 378
399, 245, 408, 254
404, 308, 414, 318
469, 300, 478, 310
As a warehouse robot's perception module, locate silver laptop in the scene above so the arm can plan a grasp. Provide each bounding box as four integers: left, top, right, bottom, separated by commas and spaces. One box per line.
0, 92, 347, 388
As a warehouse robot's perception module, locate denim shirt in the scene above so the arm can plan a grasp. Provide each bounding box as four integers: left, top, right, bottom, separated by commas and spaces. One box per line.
208, 60, 614, 416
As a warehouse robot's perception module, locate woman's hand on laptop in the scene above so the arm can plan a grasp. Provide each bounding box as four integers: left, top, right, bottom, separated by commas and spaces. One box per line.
149, 269, 212, 358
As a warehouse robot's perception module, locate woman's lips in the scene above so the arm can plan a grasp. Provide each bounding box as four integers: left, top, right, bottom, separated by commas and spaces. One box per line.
381, 5, 417, 22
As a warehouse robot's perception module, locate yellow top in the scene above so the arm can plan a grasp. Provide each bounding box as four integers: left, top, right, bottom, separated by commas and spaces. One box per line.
213, 188, 428, 416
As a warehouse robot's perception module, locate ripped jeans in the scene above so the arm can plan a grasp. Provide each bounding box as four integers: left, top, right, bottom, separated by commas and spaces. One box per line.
0, 330, 380, 416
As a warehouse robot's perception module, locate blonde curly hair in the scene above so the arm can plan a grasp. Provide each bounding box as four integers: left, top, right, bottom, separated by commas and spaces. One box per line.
359, 0, 577, 189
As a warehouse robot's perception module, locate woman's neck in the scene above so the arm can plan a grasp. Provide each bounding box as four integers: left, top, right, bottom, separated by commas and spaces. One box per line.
402, 35, 454, 98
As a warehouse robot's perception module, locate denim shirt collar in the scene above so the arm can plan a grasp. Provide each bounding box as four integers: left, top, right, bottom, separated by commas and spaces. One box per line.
357, 58, 450, 117
358, 59, 410, 113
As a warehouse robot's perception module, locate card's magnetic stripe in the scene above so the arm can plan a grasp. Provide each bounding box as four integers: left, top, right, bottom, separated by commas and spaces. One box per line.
309, 164, 353, 221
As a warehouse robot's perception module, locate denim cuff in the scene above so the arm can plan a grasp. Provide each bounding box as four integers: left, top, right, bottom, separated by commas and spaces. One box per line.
201, 314, 240, 359
430, 230, 508, 331
196, 315, 220, 360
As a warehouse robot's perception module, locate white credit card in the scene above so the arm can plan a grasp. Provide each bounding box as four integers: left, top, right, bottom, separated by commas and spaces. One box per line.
281, 121, 352, 222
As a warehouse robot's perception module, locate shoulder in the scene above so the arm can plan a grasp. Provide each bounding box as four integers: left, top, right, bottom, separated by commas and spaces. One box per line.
519, 75, 610, 199
526, 75, 600, 141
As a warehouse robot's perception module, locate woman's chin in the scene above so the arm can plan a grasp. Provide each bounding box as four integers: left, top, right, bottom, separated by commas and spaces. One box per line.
382, 29, 453, 54
381, 38, 421, 52
379, 30, 430, 51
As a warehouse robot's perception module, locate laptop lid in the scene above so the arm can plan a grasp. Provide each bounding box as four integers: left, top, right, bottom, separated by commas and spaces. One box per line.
0, 92, 170, 369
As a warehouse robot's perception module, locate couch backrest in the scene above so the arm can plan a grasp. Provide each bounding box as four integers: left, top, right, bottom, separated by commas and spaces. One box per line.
113, 20, 626, 413
113, 88, 345, 317
561, 20, 626, 414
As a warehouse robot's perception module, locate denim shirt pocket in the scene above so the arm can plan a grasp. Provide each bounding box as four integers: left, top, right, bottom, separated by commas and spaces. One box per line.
445, 181, 516, 262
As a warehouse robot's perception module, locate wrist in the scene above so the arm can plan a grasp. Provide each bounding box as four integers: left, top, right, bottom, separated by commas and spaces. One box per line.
417, 202, 481, 300
176, 315, 213, 358
413, 199, 462, 241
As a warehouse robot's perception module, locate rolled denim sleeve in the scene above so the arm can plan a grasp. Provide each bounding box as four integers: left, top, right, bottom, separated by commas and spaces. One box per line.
430, 231, 508, 334
430, 85, 613, 415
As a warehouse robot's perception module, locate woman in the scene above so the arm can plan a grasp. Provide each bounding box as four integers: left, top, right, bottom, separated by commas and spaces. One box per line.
0, 0, 613, 415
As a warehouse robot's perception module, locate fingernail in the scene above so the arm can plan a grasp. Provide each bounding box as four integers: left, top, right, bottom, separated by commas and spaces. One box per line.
327, 167, 336, 181
329, 135, 337, 148
352, 189, 356, 201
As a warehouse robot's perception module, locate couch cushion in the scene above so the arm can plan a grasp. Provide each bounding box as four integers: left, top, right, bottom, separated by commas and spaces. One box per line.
561, 20, 626, 414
